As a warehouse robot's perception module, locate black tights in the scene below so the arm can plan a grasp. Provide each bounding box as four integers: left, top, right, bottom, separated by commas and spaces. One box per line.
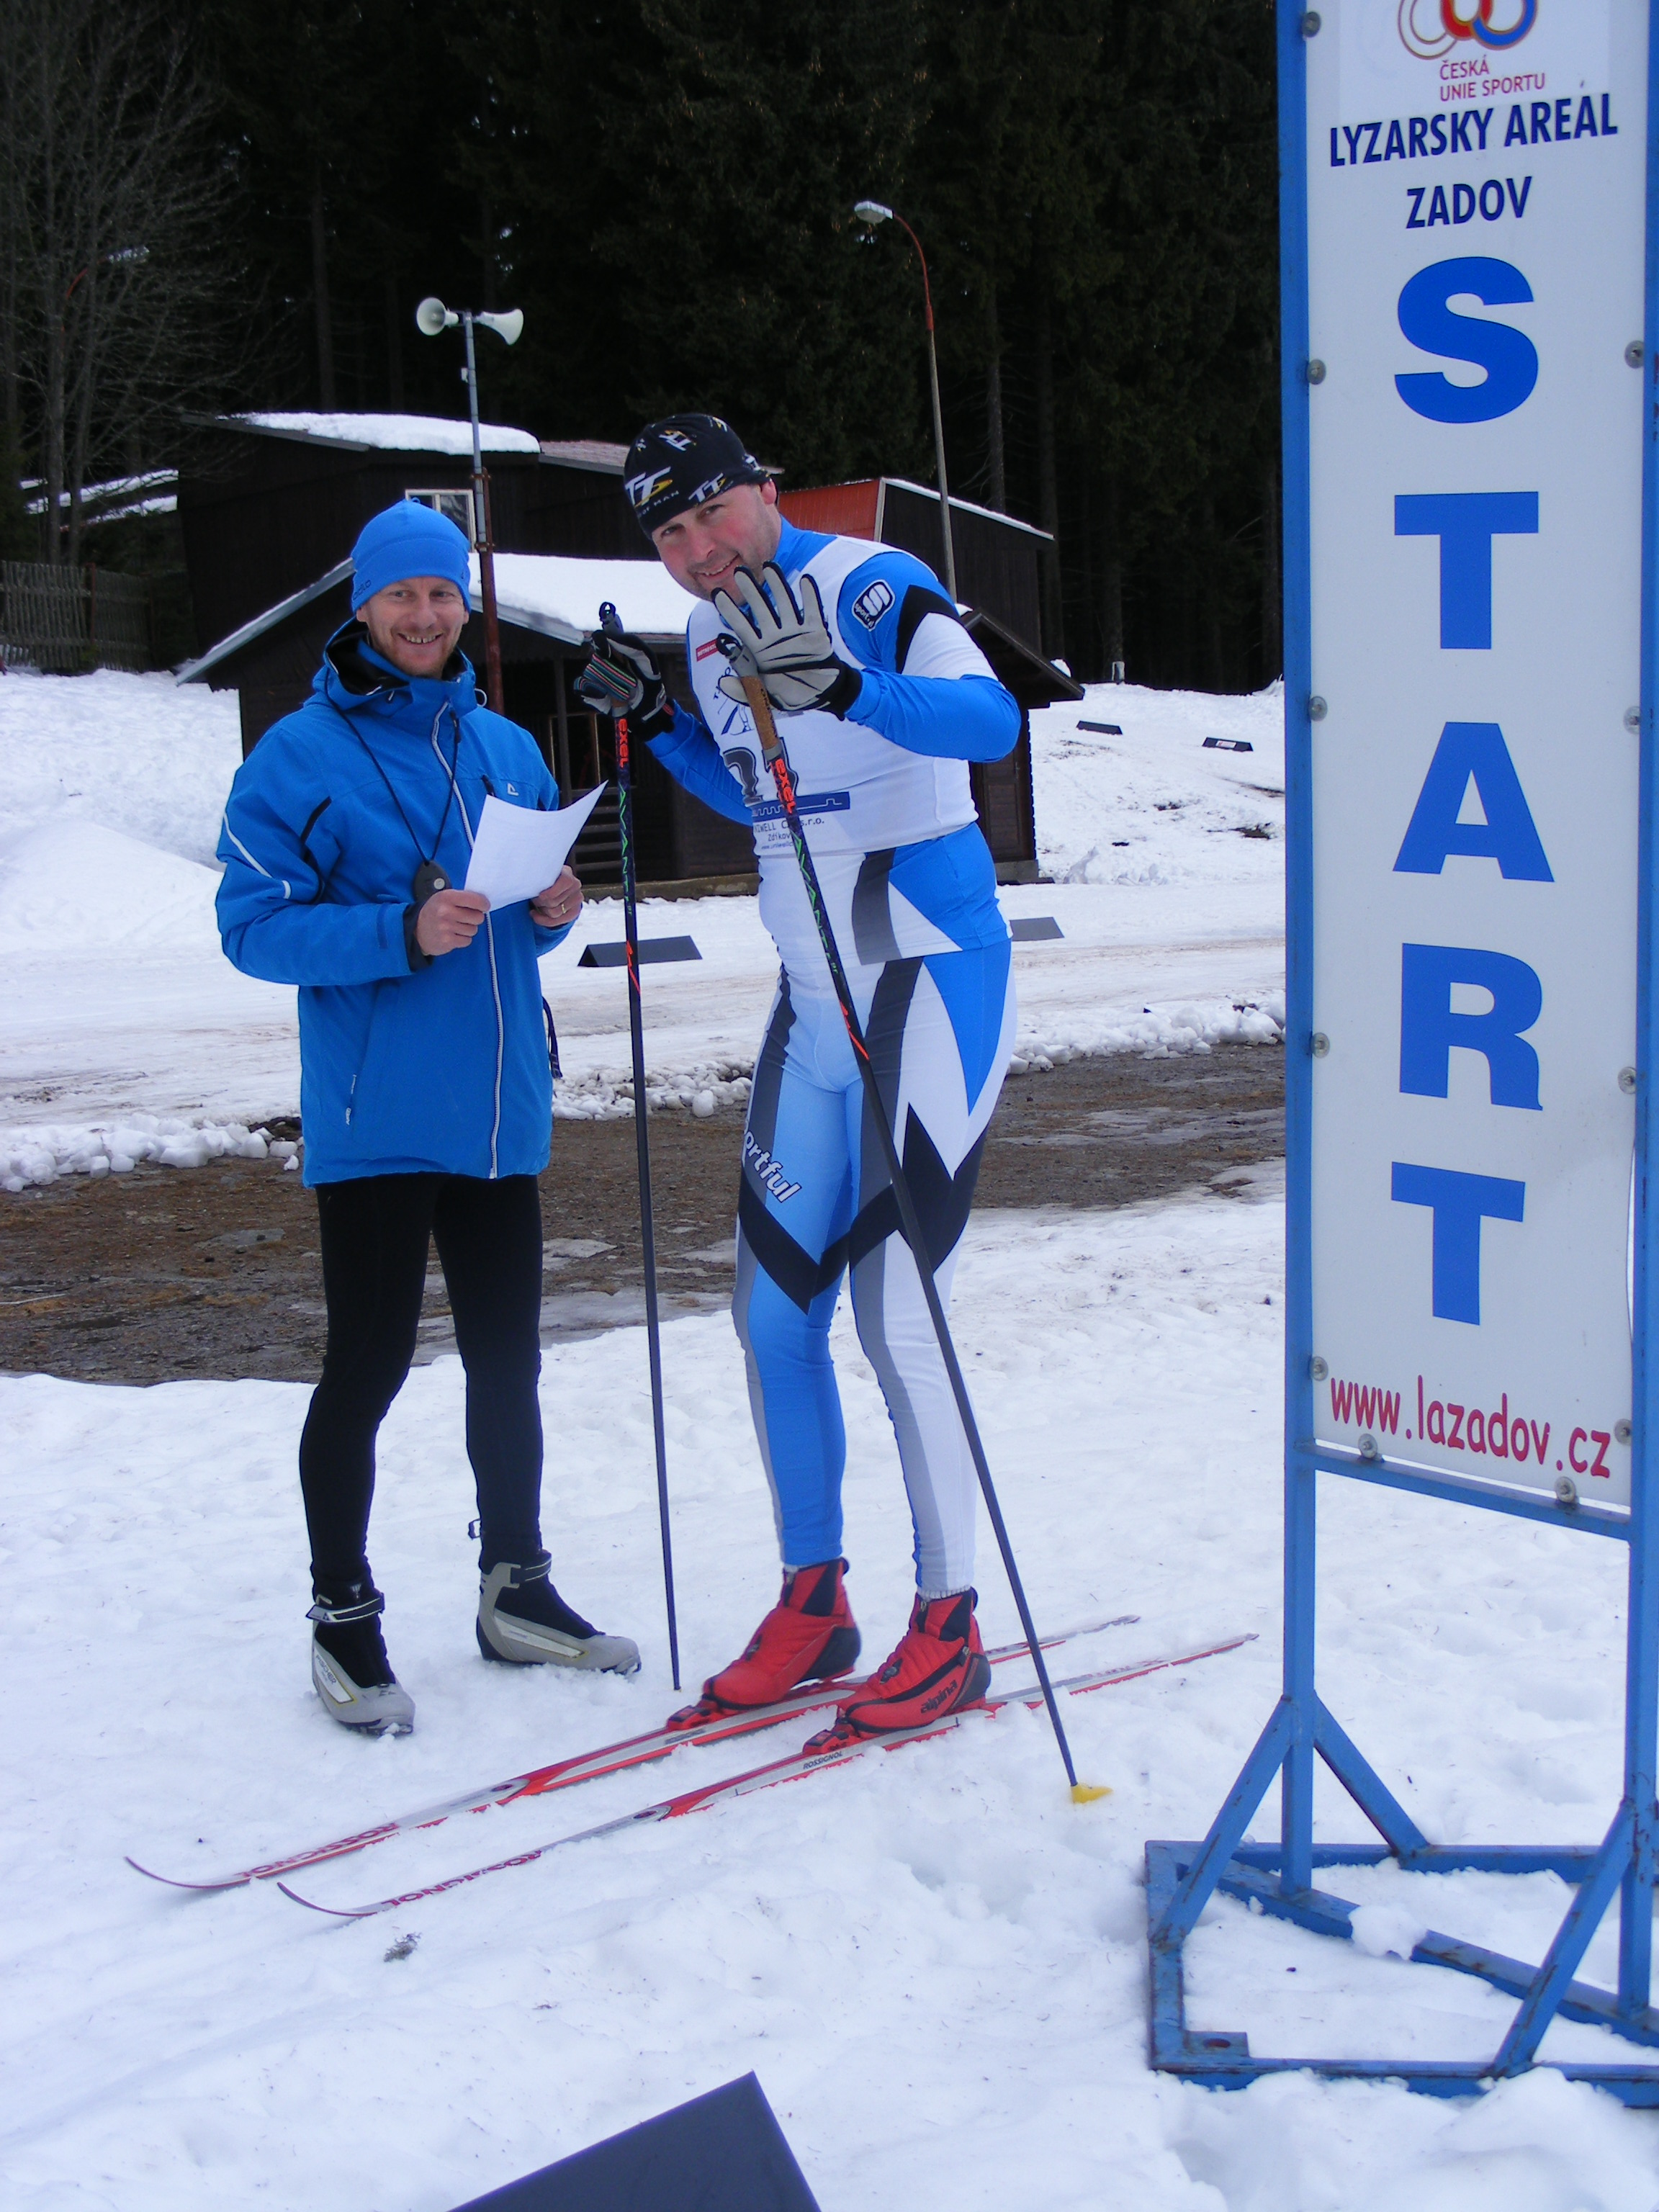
300, 1173, 544, 1591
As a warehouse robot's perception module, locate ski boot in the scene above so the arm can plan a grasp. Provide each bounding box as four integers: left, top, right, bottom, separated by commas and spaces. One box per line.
669, 1559, 860, 1729
308, 1580, 415, 1737
804, 1589, 989, 1749
477, 1552, 641, 1674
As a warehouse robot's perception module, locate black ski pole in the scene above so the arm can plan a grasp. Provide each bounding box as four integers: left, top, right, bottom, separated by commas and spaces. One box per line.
599, 602, 680, 1690
724, 649, 1102, 1802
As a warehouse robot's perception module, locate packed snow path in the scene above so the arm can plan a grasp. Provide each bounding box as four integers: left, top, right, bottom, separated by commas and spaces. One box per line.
4, 1187, 1658, 2208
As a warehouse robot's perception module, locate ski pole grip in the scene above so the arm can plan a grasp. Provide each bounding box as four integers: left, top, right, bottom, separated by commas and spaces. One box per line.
598, 601, 622, 637
714, 632, 786, 763
739, 673, 786, 765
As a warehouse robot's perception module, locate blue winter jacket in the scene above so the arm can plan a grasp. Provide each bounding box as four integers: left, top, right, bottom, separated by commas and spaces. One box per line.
216, 624, 573, 1186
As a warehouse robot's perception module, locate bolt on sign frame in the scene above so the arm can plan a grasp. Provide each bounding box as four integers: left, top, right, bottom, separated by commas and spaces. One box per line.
1146, 0, 1659, 2100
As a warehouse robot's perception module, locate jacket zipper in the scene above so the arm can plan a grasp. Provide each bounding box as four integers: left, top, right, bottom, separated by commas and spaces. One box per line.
434, 714, 505, 1177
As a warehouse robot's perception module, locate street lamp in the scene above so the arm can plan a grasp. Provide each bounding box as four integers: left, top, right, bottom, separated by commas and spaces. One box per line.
853, 201, 956, 603
414, 296, 524, 706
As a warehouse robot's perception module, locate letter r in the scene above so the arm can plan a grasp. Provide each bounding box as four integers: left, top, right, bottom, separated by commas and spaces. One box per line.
1400, 944, 1542, 1108
1392, 1162, 1526, 1324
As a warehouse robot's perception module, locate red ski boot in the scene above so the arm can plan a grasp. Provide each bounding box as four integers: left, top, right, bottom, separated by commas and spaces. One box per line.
804, 1590, 990, 1748
669, 1560, 860, 1729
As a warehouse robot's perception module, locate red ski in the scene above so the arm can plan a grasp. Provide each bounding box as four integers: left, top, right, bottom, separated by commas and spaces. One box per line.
126, 1614, 1138, 1893
278, 1633, 1254, 1920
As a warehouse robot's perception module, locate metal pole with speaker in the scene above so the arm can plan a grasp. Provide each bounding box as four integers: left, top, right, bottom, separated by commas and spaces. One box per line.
415, 296, 523, 709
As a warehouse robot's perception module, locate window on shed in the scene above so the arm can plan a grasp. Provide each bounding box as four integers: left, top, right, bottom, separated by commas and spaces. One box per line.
404, 488, 475, 542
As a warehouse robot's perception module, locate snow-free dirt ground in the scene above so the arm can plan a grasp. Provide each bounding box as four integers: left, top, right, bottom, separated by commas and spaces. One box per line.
4, 670, 1658, 2210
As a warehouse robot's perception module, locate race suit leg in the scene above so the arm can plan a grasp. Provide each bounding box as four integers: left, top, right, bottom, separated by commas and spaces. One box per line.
733, 939, 1015, 1596
848, 942, 1016, 1596
732, 978, 857, 1570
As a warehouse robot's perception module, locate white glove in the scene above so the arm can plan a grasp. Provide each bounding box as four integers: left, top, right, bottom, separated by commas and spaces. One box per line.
714, 563, 863, 718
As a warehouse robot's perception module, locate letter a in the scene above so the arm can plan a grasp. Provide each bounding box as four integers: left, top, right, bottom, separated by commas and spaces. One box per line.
1395, 722, 1553, 880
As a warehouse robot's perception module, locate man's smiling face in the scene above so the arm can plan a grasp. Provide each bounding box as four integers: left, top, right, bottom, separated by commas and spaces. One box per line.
650, 478, 783, 601
359, 576, 468, 678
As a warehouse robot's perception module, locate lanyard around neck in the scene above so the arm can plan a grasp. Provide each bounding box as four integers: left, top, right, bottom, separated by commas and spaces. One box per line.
339, 701, 464, 896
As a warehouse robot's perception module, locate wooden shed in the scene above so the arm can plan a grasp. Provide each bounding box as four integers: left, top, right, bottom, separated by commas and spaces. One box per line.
777, 479, 1049, 652
776, 480, 1076, 878
176, 418, 661, 642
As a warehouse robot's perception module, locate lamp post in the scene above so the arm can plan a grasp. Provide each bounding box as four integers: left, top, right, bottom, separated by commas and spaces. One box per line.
415, 296, 524, 706
853, 201, 957, 603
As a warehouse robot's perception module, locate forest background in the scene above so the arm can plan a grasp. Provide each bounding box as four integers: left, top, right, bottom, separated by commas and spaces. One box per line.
1, 0, 1280, 692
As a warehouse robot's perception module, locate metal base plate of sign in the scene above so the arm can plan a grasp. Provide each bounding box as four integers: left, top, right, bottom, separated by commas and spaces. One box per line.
1147, 0, 1659, 2098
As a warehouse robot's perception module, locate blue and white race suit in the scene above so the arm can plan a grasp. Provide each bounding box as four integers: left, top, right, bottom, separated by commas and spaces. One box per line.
648, 516, 1020, 1597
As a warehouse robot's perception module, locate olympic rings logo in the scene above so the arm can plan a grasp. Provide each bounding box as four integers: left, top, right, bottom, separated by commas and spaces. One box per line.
1398, 0, 1538, 59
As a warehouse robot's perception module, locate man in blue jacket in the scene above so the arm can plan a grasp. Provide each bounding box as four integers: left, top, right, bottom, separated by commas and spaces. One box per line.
580, 415, 1019, 1749
219, 500, 639, 1737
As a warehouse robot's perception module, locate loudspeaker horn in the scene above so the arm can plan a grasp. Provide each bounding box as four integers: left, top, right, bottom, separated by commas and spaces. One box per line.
477, 307, 524, 346
415, 296, 456, 337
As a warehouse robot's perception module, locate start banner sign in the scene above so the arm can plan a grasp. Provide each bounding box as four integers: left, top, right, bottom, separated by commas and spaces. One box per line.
1303, 0, 1648, 1506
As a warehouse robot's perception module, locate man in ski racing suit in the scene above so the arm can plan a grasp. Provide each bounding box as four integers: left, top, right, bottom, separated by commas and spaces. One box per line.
578, 414, 1020, 1747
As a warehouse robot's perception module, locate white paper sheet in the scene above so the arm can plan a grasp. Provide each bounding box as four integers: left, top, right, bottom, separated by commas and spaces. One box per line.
462, 784, 608, 909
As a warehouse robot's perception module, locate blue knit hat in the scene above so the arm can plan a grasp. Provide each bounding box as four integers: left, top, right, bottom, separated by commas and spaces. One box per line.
350, 500, 473, 610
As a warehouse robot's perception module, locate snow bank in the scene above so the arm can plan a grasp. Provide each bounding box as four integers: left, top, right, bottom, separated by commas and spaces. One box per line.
1, 1112, 294, 1191
0, 818, 223, 958
0, 667, 242, 866
1010, 992, 1285, 1070
0, 990, 1285, 1187
1030, 678, 1285, 888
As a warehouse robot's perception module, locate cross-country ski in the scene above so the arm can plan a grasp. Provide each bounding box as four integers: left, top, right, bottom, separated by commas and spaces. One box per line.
276, 1637, 1253, 1921
125, 1614, 1138, 1893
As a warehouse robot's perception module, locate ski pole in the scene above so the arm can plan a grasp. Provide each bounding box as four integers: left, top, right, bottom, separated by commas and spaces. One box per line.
599, 602, 680, 1690
721, 649, 1100, 1802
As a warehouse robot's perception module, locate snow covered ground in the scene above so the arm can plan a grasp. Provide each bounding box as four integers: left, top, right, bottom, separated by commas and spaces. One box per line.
8, 665, 1656, 2204
0, 670, 1285, 1184
6, 1184, 1658, 2210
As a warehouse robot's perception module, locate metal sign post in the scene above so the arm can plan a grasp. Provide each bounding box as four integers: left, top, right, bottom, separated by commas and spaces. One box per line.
1147, 0, 1659, 2098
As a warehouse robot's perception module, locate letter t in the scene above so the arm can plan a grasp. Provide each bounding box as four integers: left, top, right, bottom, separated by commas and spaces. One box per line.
1395, 493, 1539, 648
1391, 1162, 1526, 1324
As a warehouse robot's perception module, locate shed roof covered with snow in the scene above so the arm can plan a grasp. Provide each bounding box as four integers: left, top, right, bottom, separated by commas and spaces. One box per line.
223, 412, 542, 456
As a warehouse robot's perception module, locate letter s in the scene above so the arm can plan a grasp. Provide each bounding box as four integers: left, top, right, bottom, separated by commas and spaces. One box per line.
1396, 257, 1538, 423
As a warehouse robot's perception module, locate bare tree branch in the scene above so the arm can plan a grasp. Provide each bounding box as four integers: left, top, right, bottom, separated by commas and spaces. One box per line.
1, 0, 250, 562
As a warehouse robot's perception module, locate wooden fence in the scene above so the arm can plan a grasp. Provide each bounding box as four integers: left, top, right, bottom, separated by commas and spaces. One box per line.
0, 561, 152, 673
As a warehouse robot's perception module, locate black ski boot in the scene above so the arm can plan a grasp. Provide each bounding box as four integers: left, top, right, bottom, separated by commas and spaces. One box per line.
309, 1579, 415, 1736
477, 1552, 641, 1674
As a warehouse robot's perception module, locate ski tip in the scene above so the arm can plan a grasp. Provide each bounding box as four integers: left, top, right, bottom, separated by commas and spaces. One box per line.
276, 1881, 373, 1919
1069, 1782, 1111, 1806
125, 1855, 246, 1893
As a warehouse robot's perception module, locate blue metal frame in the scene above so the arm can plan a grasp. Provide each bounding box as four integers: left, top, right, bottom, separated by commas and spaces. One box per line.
1145, 0, 1659, 2101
